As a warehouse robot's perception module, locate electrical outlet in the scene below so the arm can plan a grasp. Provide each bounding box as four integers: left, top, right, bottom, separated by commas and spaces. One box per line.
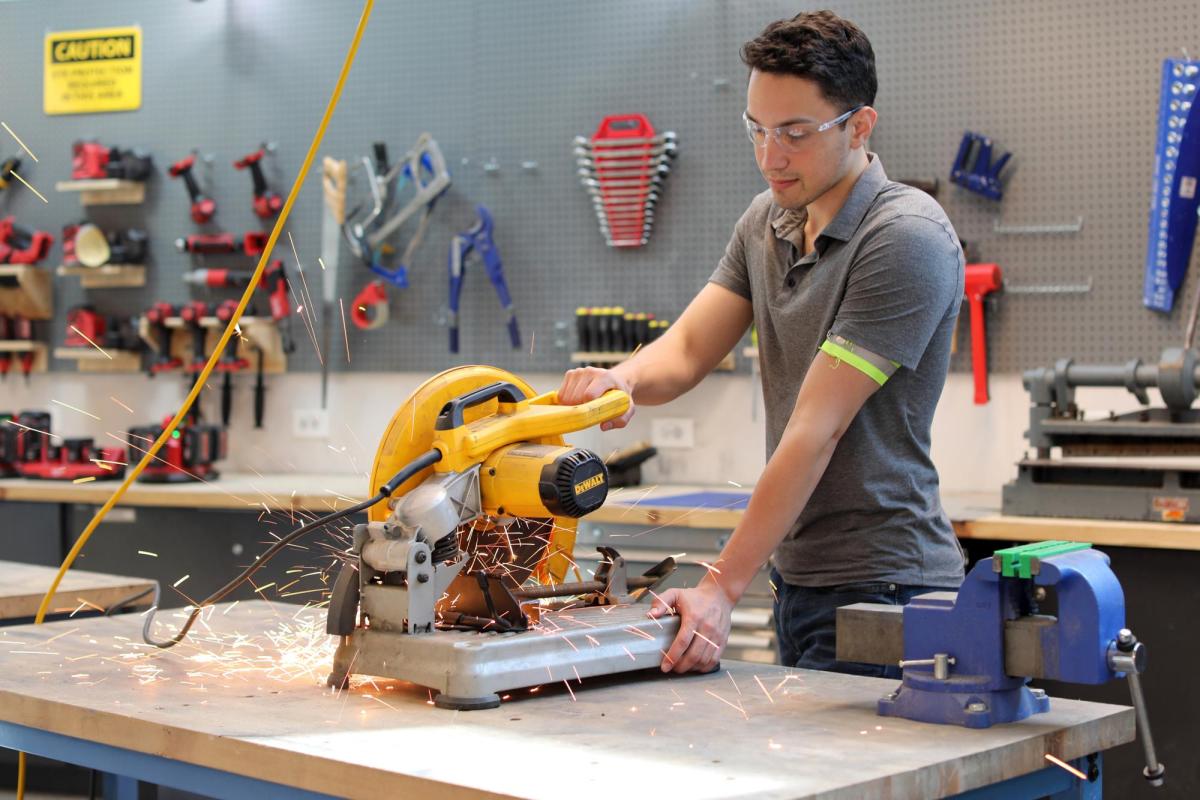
651, 417, 694, 449
293, 408, 330, 439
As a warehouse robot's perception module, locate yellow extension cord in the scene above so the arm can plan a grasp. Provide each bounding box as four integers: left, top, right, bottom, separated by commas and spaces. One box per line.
15, 2, 375, 796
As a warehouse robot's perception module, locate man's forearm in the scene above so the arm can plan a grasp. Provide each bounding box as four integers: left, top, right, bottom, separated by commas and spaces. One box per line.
611, 334, 705, 406
702, 422, 840, 602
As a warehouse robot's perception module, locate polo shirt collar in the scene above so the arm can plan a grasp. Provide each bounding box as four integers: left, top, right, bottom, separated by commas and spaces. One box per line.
769, 153, 888, 248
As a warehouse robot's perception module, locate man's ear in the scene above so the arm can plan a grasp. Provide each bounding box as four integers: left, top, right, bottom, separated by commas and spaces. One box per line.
850, 106, 878, 150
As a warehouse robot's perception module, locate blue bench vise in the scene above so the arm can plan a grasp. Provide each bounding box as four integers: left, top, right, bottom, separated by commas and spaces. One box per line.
836, 541, 1164, 787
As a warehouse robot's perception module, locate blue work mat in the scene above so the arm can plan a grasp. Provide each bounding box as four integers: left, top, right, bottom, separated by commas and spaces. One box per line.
615, 490, 751, 509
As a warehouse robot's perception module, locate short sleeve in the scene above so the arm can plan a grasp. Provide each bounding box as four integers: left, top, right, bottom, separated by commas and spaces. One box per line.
829, 215, 963, 371
707, 206, 753, 301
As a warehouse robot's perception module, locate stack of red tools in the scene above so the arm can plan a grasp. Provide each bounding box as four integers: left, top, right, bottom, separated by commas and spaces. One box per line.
574, 114, 677, 247
7, 410, 126, 481
127, 415, 226, 483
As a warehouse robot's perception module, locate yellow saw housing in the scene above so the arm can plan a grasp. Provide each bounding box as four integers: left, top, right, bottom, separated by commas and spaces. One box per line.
368, 366, 629, 585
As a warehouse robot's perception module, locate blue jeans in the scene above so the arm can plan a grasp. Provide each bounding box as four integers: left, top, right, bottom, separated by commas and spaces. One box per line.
771, 567, 946, 678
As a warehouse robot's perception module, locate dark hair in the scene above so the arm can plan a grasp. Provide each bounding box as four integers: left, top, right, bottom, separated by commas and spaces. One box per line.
740, 10, 876, 112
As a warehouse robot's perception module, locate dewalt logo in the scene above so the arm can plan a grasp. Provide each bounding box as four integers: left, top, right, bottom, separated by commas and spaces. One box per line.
50, 35, 136, 64
573, 474, 605, 495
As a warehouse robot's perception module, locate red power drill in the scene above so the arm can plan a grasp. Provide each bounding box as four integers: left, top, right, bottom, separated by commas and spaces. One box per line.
213, 300, 250, 425
261, 259, 295, 353
169, 154, 216, 224
234, 147, 282, 219
964, 263, 1003, 405
179, 300, 210, 373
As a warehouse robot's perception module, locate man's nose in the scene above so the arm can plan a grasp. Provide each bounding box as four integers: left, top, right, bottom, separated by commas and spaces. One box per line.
759, 136, 789, 171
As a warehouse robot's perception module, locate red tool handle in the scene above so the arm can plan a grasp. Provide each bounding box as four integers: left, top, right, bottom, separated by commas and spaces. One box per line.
969, 293, 989, 404
963, 263, 1002, 406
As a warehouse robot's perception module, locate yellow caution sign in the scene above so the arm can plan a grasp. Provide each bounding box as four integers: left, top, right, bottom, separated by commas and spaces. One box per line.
44, 26, 142, 115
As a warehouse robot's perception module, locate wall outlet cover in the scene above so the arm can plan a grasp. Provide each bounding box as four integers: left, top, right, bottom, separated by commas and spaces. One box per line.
293, 408, 330, 439
651, 417, 694, 449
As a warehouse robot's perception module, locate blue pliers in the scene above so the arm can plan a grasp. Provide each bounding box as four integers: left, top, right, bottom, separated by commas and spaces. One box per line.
448, 205, 520, 353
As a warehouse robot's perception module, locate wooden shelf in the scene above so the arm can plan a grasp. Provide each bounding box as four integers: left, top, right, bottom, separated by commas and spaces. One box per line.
138, 315, 287, 374
57, 264, 146, 288
572, 350, 736, 371
0, 265, 53, 320
54, 346, 142, 373
0, 341, 48, 373
55, 178, 145, 205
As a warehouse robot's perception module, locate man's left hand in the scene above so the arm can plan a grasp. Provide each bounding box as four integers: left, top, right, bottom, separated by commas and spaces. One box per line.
648, 582, 734, 674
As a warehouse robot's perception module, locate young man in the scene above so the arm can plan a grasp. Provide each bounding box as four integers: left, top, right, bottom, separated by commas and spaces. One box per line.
557, 10, 965, 675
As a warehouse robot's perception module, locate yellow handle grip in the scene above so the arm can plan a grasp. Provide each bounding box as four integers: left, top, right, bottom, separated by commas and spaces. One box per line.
534, 388, 630, 430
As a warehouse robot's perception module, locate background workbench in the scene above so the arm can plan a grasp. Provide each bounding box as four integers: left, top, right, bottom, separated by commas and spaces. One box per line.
0, 560, 154, 622
0, 601, 1132, 799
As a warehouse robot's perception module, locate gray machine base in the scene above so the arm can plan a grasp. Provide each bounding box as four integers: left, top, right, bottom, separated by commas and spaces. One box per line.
1003, 459, 1200, 523
328, 603, 680, 708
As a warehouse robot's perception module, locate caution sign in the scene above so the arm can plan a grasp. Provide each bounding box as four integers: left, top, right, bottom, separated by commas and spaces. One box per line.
44, 26, 142, 115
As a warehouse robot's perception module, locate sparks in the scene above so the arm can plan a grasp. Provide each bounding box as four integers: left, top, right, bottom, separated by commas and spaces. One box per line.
2, 121, 37, 161
72, 476, 96, 484
173, 575, 190, 588
137, 550, 158, 557
754, 674, 775, 703
50, 398, 100, 421
1044, 754, 1088, 780
109, 396, 135, 414
9, 169, 47, 203
70, 325, 113, 359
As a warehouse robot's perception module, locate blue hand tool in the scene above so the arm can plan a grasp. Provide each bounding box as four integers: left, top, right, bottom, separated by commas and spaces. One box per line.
837, 541, 1164, 787
950, 131, 1011, 200
447, 206, 520, 354
1143, 59, 1200, 313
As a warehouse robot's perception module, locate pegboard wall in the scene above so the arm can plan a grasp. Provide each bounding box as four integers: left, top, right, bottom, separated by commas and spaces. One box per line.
1, 0, 1198, 377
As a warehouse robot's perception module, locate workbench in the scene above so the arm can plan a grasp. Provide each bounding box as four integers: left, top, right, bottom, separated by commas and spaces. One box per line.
0, 600, 1132, 799
0, 560, 154, 621
0, 472, 365, 513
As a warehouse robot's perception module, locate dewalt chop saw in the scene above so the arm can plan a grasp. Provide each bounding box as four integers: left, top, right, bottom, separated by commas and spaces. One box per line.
324, 366, 679, 709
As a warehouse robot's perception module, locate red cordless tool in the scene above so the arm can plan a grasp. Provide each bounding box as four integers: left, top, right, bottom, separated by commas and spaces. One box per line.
179, 301, 210, 374
71, 141, 110, 180
65, 306, 105, 347
0, 411, 18, 476
176, 233, 239, 254
261, 259, 295, 353
964, 263, 1002, 405
143, 302, 182, 376
213, 300, 250, 426
169, 154, 216, 224
127, 415, 226, 483
15, 411, 126, 481
234, 147, 282, 219
176, 231, 267, 256
183, 268, 255, 289
0, 217, 53, 264
10, 316, 34, 382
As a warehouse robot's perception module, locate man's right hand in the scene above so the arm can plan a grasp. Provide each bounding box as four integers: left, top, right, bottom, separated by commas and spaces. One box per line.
556, 367, 635, 430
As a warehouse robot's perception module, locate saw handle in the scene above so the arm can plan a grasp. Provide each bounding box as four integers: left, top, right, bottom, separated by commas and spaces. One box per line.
436, 381, 528, 430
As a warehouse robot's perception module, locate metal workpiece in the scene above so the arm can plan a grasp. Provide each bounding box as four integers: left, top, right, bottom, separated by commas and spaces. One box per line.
328, 603, 681, 710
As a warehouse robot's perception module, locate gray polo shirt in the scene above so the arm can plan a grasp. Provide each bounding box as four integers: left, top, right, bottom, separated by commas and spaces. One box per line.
709, 154, 966, 589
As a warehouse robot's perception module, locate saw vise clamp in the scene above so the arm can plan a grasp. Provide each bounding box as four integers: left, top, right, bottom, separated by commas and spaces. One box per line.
838, 541, 1164, 786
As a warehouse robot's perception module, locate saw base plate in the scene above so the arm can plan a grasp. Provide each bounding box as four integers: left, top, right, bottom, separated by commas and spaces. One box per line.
329, 602, 680, 709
